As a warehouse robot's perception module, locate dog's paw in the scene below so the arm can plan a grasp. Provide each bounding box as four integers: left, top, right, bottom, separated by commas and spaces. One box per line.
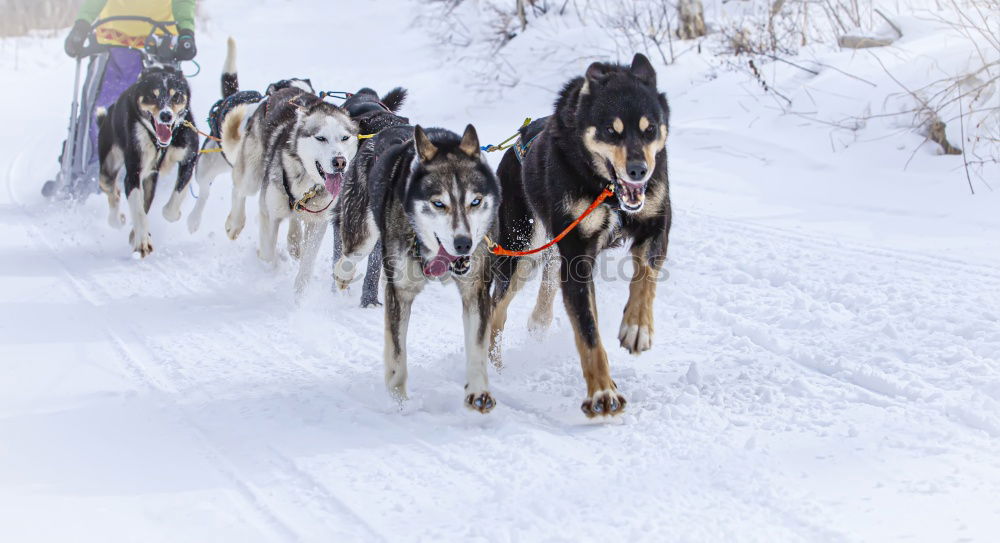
581, 388, 626, 418
618, 321, 653, 354
129, 230, 153, 258
465, 391, 496, 414
224, 213, 244, 240
257, 247, 275, 263
162, 203, 181, 223
287, 244, 301, 260
293, 272, 312, 295
619, 288, 654, 354
527, 310, 553, 340
333, 258, 356, 290
108, 211, 125, 229
186, 213, 201, 234
388, 384, 408, 403
361, 299, 383, 309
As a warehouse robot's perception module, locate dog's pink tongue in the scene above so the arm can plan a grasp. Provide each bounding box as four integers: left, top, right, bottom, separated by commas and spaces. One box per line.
423, 244, 459, 277
154, 122, 172, 145
324, 172, 344, 199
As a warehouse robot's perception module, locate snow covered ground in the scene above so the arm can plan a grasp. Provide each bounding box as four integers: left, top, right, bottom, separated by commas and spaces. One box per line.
1, 0, 998, 541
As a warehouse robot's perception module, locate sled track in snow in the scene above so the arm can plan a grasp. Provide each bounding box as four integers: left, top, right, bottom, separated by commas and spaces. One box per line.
6, 147, 389, 541
9, 138, 1000, 539
684, 208, 1000, 280
5, 143, 564, 538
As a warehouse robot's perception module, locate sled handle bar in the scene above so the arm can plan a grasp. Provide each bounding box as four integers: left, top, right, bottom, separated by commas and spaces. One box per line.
75, 17, 178, 58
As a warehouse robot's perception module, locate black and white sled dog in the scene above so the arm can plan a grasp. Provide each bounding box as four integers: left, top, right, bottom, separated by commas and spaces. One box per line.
490, 54, 672, 418
96, 65, 198, 257
331, 87, 410, 308
335, 124, 502, 412
214, 55, 359, 293
341, 87, 409, 133
188, 37, 316, 233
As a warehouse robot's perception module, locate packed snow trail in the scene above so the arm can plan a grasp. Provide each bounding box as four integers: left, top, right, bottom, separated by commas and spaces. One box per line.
3, 0, 1000, 541
4, 143, 1000, 540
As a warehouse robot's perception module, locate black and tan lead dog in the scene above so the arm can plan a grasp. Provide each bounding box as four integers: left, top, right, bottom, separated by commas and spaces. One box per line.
96, 66, 198, 257
490, 53, 671, 418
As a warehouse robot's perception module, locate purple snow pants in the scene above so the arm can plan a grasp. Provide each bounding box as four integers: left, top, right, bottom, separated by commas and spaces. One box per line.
87, 47, 144, 165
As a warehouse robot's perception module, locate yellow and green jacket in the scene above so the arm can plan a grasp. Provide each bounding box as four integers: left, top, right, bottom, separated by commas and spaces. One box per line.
76, 0, 196, 48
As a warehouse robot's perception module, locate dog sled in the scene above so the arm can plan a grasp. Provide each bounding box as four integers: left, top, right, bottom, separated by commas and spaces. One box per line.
42, 16, 188, 200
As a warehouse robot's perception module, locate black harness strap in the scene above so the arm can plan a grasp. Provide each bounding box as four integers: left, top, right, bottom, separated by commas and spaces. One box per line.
207, 90, 265, 140
281, 167, 297, 209
155, 146, 168, 169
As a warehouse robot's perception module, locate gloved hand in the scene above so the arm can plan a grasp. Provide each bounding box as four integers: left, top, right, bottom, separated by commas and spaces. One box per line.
175, 28, 197, 61
63, 19, 91, 58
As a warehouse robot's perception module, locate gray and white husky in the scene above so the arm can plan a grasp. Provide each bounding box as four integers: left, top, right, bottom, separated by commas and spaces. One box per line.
188, 37, 315, 234
335, 124, 502, 412
216, 69, 358, 293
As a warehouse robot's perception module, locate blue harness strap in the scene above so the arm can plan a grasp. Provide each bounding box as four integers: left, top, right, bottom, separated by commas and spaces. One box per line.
514, 133, 540, 163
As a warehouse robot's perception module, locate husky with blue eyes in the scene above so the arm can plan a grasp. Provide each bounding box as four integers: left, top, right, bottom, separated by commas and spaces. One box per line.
335, 124, 502, 412
219, 83, 359, 293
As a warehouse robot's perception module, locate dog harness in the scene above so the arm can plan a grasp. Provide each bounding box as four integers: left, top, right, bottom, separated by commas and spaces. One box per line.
513, 133, 540, 163
484, 183, 615, 257
281, 169, 333, 214
479, 117, 539, 162
480, 119, 617, 256
207, 90, 264, 140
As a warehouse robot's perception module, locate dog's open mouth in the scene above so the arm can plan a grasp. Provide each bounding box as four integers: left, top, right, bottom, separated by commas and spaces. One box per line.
317, 161, 344, 200
423, 239, 462, 278
608, 159, 646, 212
151, 116, 173, 147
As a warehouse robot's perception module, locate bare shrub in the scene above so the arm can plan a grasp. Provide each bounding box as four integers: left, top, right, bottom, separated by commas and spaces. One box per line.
716, 0, 836, 57
412, 0, 998, 188
860, 0, 999, 190
595, 0, 679, 64
924, 0, 999, 189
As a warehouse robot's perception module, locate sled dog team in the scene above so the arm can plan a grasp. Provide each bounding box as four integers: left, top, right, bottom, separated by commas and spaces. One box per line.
96, 38, 673, 418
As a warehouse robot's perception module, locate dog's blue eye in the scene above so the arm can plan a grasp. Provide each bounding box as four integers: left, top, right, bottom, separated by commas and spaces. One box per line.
470, 198, 481, 207
432, 201, 446, 208
341, 135, 350, 142
315, 136, 327, 143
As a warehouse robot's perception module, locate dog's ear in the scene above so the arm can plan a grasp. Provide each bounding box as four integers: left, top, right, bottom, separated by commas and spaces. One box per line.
630, 53, 656, 87
458, 124, 480, 158
585, 62, 612, 84
583, 61, 612, 94
414, 125, 438, 162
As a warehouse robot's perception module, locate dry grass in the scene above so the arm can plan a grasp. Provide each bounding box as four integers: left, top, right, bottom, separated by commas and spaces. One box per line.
0, 0, 82, 37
